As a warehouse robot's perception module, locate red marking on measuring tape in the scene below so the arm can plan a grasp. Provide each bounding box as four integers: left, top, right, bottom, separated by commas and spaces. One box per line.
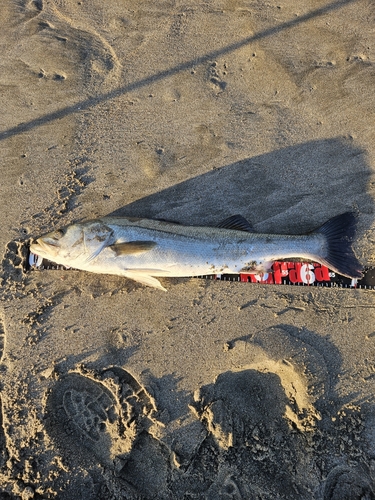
239, 262, 332, 285
206, 262, 375, 290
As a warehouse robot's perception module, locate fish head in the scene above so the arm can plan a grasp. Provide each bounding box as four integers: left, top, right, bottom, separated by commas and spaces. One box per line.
30, 221, 114, 267
30, 223, 85, 263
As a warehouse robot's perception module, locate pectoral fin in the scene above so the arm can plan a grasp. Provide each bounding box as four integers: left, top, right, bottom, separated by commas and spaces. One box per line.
123, 271, 167, 291
109, 241, 157, 256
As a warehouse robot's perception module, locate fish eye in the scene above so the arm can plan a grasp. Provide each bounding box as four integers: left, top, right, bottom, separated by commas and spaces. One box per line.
52, 228, 66, 240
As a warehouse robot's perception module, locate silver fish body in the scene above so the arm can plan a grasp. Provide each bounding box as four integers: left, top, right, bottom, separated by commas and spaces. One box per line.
29, 213, 362, 291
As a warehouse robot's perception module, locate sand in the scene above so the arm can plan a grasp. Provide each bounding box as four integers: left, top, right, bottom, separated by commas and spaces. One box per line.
1, 0, 375, 498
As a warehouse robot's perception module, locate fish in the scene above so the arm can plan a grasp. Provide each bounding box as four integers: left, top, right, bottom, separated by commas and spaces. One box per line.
29, 212, 363, 291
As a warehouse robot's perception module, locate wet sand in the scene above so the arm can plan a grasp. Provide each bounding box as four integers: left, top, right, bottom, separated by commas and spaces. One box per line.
1, 0, 375, 498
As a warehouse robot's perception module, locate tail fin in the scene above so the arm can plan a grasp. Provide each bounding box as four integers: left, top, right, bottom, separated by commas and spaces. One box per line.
314, 212, 363, 279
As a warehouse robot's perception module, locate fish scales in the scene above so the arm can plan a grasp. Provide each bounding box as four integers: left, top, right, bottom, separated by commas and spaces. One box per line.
97, 219, 324, 274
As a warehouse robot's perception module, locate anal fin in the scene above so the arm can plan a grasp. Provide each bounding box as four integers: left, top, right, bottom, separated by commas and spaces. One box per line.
123, 271, 167, 291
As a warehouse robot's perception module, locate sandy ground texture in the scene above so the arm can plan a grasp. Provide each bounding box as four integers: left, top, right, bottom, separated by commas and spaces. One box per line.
1, 0, 375, 498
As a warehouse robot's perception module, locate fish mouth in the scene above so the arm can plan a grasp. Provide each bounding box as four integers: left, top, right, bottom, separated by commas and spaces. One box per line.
30, 238, 59, 257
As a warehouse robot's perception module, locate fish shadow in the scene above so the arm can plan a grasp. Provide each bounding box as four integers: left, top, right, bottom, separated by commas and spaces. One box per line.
107, 138, 373, 238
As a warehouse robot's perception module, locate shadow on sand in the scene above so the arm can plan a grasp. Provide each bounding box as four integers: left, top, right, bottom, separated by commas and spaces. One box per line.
107, 137, 372, 236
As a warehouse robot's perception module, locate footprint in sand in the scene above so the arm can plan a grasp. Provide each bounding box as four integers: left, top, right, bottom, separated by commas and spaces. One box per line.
13, 0, 120, 92
193, 369, 304, 498
204, 469, 244, 500
323, 464, 375, 500
190, 326, 330, 498
195, 325, 329, 445
45, 367, 171, 498
1, 239, 31, 304
207, 61, 228, 93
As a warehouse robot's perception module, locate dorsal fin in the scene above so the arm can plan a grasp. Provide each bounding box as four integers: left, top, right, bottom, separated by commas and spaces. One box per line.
216, 214, 255, 232
109, 241, 157, 256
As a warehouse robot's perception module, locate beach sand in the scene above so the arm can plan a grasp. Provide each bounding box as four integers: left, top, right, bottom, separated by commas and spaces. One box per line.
1, 0, 375, 498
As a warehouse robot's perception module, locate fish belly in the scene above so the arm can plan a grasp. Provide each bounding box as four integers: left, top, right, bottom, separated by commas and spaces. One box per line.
90, 232, 322, 277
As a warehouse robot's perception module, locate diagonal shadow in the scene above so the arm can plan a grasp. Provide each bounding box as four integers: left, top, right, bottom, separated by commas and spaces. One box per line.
106, 138, 372, 235
0, 0, 357, 141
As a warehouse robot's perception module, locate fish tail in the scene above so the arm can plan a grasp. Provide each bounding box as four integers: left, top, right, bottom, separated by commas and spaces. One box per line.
314, 212, 363, 279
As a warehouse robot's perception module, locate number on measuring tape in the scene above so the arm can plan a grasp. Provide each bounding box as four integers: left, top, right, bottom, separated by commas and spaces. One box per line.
300, 263, 315, 284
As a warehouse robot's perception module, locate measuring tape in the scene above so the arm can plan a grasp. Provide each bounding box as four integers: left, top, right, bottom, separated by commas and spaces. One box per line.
27, 250, 375, 290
